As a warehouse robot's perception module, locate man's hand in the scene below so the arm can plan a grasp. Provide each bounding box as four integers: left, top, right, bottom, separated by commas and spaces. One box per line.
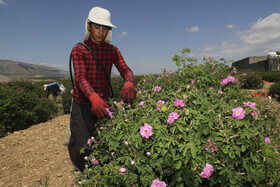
89, 93, 111, 119
121, 81, 136, 104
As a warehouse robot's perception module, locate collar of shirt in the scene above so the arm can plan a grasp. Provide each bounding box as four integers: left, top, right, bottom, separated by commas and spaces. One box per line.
85, 38, 106, 48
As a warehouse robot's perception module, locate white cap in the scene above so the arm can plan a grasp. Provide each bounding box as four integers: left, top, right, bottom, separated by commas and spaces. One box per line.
84, 7, 116, 43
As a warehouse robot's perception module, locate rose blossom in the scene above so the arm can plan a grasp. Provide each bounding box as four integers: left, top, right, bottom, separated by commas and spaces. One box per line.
243, 101, 257, 110
167, 112, 180, 124
131, 160, 135, 165
156, 100, 165, 111
105, 108, 113, 119
200, 163, 214, 179
265, 137, 271, 144
140, 123, 153, 139
91, 158, 99, 165
139, 101, 145, 107
250, 110, 260, 118
151, 179, 166, 187
221, 75, 235, 86
232, 107, 246, 119
153, 86, 161, 92
205, 140, 217, 153
87, 136, 95, 147
174, 99, 185, 107
120, 168, 126, 173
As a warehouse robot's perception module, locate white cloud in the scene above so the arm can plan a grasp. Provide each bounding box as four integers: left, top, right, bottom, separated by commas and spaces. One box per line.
203, 44, 217, 52
225, 24, 235, 29
118, 31, 128, 37
186, 26, 199, 32
202, 13, 280, 61
0, 0, 7, 5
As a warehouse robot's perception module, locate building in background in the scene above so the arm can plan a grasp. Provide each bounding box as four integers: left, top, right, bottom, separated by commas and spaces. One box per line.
233, 52, 280, 71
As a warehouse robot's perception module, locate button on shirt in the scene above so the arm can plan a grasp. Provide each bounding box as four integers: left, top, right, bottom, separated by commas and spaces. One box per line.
71, 39, 135, 103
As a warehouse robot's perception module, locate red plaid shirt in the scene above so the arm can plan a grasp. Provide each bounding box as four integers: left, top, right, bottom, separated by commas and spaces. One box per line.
71, 39, 135, 102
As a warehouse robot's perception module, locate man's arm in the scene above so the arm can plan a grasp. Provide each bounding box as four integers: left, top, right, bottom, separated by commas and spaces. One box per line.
113, 46, 136, 103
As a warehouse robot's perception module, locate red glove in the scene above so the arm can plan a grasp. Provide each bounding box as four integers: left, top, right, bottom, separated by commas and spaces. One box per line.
89, 93, 111, 119
121, 81, 136, 104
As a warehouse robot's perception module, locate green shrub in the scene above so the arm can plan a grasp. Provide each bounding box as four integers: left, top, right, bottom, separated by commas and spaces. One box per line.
0, 83, 58, 137
258, 71, 280, 82
74, 49, 280, 186
238, 72, 263, 89
58, 79, 73, 114
268, 81, 280, 101
5, 79, 46, 98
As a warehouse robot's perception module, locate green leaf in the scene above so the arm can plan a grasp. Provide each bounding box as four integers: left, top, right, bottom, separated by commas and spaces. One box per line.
190, 145, 198, 158
161, 106, 168, 112
175, 160, 182, 169
241, 145, 246, 152
229, 147, 235, 159
185, 109, 189, 116
177, 124, 184, 133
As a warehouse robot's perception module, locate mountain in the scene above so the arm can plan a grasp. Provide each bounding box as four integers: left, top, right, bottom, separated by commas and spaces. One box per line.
0, 60, 69, 78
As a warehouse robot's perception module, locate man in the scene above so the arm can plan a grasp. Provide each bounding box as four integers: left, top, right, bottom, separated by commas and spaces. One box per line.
68, 6, 136, 172
44, 82, 65, 101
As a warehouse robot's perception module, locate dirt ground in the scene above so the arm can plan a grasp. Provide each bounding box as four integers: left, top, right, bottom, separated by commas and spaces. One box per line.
0, 114, 78, 187
0, 83, 279, 187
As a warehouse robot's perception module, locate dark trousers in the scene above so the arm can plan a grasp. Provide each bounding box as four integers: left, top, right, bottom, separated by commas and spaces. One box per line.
68, 100, 98, 172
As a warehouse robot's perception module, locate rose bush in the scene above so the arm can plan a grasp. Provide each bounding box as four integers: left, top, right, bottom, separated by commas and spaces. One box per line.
74, 49, 280, 186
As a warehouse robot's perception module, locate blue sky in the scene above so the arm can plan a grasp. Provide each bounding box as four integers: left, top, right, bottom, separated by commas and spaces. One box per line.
0, 0, 280, 75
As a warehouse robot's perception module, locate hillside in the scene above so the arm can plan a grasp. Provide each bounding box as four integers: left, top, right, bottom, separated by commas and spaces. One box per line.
0, 60, 69, 78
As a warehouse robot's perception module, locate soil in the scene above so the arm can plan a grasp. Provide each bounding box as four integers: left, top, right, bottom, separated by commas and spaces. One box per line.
0, 114, 78, 187
0, 83, 279, 187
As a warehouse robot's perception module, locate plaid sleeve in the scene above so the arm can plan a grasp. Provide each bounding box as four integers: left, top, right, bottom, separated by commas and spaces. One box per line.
113, 46, 135, 82
71, 44, 95, 99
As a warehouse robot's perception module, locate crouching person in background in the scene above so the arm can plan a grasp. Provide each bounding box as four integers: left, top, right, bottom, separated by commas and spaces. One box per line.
44, 82, 65, 101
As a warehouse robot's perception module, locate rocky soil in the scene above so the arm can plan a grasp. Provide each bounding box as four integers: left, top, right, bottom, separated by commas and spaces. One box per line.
0, 114, 78, 187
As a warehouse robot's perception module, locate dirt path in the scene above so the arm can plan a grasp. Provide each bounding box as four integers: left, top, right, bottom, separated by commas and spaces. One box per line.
0, 114, 77, 187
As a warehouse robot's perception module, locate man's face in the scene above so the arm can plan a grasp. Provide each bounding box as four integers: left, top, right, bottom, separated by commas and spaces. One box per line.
88, 22, 110, 44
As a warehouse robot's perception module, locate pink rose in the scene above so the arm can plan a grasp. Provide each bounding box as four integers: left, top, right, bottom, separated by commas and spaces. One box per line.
174, 99, 185, 107
139, 101, 145, 107
205, 140, 217, 153
156, 100, 165, 111
243, 101, 257, 110
200, 163, 214, 179
265, 137, 271, 144
167, 112, 179, 124
151, 179, 166, 187
232, 107, 245, 119
153, 86, 161, 92
91, 158, 99, 165
120, 168, 126, 173
140, 123, 153, 139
